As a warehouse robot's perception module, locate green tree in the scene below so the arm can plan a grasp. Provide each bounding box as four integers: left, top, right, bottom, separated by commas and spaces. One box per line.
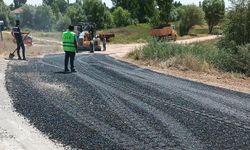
56, 14, 71, 31
178, 5, 205, 36
52, 0, 67, 14
20, 4, 36, 29
65, 4, 86, 24
43, 0, 54, 6
221, 0, 249, 46
103, 10, 114, 28
111, 0, 156, 23
173, 1, 182, 8
112, 6, 131, 27
138, 0, 157, 23
111, 0, 139, 19
0, 0, 11, 27
33, 5, 54, 31
82, 0, 107, 29
246, 1, 250, 43
202, 0, 225, 34
156, 0, 173, 24
14, 0, 27, 8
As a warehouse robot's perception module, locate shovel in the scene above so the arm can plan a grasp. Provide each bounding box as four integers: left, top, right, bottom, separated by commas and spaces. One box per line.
9, 49, 17, 59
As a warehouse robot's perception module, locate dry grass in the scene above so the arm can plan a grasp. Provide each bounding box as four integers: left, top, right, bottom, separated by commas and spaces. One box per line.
0, 31, 62, 57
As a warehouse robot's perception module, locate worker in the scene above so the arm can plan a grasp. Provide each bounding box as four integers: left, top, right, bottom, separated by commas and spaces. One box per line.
62, 25, 78, 72
11, 20, 29, 60
103, 36, 106, 51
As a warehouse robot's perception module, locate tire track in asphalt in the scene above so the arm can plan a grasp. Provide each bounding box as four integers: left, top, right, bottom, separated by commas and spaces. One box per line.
75, 58, 205, 149
76, 55, 250, 129
38, 57, 204, 149
75, 54, 250, 149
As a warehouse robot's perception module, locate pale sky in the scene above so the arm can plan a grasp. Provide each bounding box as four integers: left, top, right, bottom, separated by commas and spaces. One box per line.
3, 0, 230, 8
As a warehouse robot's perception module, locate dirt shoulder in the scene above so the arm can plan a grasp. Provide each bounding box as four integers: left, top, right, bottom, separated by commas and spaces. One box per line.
99, 42, 250, 94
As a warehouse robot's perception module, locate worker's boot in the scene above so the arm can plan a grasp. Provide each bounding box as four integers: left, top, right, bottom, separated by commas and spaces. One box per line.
64, 68, 70, 72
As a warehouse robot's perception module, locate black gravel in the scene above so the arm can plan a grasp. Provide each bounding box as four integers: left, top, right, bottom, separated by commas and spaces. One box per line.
5, 53, 250, 150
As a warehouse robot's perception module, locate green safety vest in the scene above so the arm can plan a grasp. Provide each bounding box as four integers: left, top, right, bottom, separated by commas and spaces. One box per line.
62, 31, 77, 52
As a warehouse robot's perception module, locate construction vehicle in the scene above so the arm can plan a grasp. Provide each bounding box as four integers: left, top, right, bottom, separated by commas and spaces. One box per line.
75, 22, 115, 52
75, 22, 95, 52
150, 24, 177, 41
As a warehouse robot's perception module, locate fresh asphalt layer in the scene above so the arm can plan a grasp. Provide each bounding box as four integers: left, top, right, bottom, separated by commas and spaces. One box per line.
5, 53, 250, 149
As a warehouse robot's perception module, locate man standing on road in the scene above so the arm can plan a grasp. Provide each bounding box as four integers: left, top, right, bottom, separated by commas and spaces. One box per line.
62, 25, 78, 73
103, 36, 106, 51
11, 20, 28, 60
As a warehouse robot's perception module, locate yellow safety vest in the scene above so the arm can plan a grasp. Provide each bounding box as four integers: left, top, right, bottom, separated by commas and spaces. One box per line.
62, 31, 77, 52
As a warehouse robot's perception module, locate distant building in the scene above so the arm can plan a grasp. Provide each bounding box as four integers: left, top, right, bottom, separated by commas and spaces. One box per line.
12, 8, 24, 20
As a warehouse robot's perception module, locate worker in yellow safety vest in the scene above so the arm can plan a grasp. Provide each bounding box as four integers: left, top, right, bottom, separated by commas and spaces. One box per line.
62, 25, 78, 72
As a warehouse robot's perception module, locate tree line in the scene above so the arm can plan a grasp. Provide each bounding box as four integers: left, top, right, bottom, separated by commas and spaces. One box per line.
1, 0, 226, 35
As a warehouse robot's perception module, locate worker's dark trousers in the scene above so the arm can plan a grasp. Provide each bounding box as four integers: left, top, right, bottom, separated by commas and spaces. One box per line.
64, 51, 76, 71
16, 40, 25, 59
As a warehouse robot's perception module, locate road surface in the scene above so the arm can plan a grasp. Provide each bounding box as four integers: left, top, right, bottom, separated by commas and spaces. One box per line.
5, 53, 250, 149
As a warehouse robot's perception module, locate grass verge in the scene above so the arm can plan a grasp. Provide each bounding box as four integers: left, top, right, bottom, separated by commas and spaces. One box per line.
127, 38, 249, 77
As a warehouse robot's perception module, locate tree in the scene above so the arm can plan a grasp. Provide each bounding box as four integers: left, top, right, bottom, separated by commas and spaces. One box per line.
156, 0, 173, 24
178, 5, 205, 36
246, 1, 250, 43
103, 10, 114, 28
112, 6, 131, 27
219, 0, 249, 46
20, 4, 36, 29
82, 0, 108, 29
173, 1, 182, 8
56, 14, 71, 31
0, 0, 11, 26
137, 0, 157, 23
203, 0, 225, 34
65, 4, 86, 24
111, 0, 156, 23
33, 5, 54, 31
111, 0, 139, 20
13, 0, 27, 8
52, 0, 67, 14
215, 0, 250, 74
43, 0, 54, 6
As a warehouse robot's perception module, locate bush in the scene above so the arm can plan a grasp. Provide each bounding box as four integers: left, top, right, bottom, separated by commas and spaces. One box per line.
128, 38, 250, 75
214, 44, 250, 75
128, 38, 217, 72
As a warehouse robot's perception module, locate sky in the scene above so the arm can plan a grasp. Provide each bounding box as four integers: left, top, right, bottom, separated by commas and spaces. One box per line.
3, 0, 230, 8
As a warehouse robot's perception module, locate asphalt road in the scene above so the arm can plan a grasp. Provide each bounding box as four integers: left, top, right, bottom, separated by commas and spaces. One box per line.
5, 53, 250, 150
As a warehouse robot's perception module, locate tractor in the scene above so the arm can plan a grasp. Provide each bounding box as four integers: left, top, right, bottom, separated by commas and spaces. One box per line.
75, 22, 103, 52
